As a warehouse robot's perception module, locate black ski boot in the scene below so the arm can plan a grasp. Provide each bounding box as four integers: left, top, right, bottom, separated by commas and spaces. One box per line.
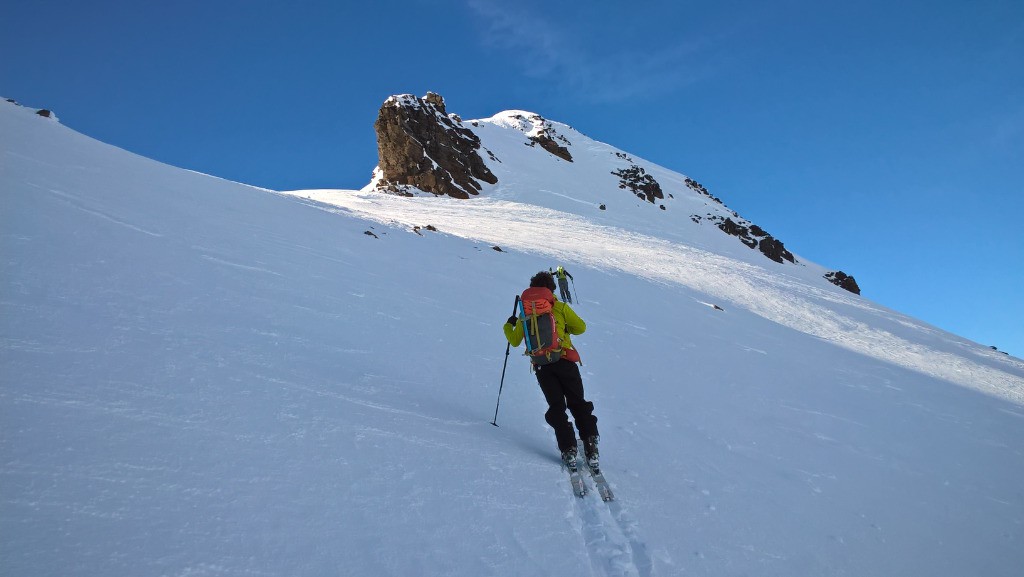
561, 447, 579, 472
583, 435, 600, 472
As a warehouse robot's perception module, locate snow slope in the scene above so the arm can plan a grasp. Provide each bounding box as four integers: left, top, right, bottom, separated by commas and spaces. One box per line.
301, 108, 1022, 404
2, 99, 1023, 576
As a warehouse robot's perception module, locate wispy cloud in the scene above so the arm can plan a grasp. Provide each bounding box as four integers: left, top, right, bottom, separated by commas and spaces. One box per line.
466, 0, 570, 78
465, 0, 727, 103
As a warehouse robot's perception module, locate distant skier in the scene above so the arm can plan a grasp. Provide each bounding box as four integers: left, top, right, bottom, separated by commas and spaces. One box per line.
503, 271, 600, 470
551, 265, 574, 303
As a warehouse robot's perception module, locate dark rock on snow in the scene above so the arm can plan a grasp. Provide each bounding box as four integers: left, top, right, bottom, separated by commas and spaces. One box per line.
612, 164, 664, 204
374, 92, 497, 199
825, 271, 861, 295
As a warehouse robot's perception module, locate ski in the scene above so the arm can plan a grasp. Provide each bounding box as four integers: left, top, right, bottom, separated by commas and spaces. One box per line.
567, 460, 588, 498
579, 440, 614, 501
587, 464, 615, 502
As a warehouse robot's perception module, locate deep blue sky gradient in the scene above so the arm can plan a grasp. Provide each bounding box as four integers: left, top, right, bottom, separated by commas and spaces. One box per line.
3, 0, 1022, 357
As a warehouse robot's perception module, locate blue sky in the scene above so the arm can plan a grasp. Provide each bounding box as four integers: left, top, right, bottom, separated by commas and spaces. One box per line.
3, 0, 1022, 357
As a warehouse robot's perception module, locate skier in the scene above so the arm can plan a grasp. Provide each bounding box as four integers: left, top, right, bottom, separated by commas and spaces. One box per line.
551, 265, 574, 303
503, 271, 600, 470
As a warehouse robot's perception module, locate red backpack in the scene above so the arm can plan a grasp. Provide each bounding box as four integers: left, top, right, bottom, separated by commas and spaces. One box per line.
519, 287, 562, 365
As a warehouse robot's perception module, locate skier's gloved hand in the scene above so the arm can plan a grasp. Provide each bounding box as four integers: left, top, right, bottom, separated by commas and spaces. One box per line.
506, 315, 518, 326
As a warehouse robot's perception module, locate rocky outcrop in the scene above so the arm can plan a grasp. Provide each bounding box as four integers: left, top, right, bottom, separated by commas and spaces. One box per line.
825, 271, 861, 294
684, 178, 723, 205
700, 215, 797, 264
510, 113, 573, 162
530, 133, 573, 161
612, 164, 664, 204
373, 92, 497, 199
685, 178, 801, 265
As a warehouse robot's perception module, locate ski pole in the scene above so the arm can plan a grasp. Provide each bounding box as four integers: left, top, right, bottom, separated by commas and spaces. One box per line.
570, 277, 579, 303
491, 295, 520, 427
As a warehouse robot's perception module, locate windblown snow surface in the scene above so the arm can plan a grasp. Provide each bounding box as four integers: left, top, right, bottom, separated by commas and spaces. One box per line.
2, 99, 1023, 577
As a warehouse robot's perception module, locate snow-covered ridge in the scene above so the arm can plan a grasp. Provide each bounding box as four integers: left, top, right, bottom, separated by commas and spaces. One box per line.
373, 94, 808, 273
485, 109, 575, 143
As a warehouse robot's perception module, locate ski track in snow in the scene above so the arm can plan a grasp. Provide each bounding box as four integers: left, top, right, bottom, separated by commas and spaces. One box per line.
286, 190, 1024, 405
28, 182, 164, 237
569, 473, 655, 577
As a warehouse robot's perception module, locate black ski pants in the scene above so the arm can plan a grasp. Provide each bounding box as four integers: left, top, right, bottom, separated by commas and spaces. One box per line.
534, 359, 598, 452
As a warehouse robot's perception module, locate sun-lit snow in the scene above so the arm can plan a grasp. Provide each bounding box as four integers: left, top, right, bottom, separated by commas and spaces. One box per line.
3, 99, 1023, 576
290, 108, 1023, 404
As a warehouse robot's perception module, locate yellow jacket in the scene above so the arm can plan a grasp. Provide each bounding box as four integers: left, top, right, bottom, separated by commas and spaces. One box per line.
503, 300, 586, 362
